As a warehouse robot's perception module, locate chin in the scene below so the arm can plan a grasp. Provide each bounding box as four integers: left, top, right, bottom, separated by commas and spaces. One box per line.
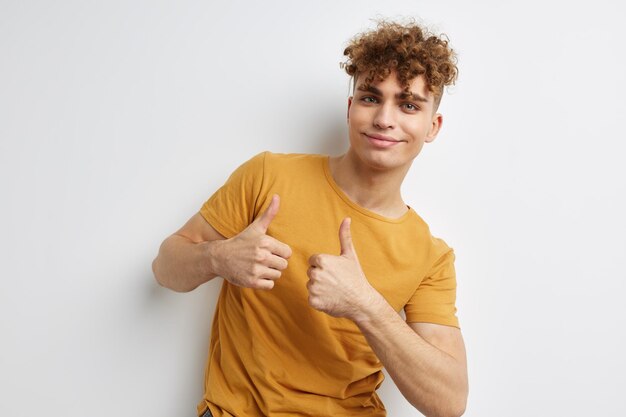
357, 149, 411, 172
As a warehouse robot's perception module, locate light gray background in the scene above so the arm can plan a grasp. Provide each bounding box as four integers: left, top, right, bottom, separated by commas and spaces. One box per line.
1, 1, 625, 416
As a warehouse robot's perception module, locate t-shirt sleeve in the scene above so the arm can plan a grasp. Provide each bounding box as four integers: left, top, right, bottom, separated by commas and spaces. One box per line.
199, 152, 267, 238
404, 245, 460, 328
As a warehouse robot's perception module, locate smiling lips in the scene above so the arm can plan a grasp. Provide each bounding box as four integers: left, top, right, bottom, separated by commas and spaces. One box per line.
364, 133, 404, 148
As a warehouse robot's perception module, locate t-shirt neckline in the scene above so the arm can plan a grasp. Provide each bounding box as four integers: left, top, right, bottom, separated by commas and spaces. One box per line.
321, 155, 414, 224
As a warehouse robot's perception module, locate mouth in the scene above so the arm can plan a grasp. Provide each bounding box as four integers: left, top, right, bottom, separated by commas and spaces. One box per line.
363, 133, 404, 148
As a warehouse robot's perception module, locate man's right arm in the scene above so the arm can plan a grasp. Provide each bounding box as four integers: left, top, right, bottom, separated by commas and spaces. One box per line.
152, 212, 226, 292
152, 194, 292, 293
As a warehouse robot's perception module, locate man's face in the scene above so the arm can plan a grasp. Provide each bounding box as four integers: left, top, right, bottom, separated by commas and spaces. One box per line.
347, 71, 442, 172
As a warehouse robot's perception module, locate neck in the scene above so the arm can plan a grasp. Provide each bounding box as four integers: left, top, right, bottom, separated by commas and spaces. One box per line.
329, 149, 411, 218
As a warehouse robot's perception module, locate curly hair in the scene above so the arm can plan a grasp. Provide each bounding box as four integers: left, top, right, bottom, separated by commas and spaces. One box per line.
342, 19, 458, 109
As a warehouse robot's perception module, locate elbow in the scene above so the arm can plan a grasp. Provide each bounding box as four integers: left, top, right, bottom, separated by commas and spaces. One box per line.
422, 405, 466, 417
420, 407, 465, 417
445, 395, 468, 417
443, 369, 468, 417
152, 256, 196, 293
152, 257, 173, 290
444, 387, 467, 417
414, 390, 467, 417
152, 257, 164, 286
448, 402, 466, 417
151, 242, 179, 290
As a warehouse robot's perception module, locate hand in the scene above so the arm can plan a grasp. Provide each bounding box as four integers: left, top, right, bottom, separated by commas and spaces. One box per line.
213, 194, 292, 290
306, 217, 381, 321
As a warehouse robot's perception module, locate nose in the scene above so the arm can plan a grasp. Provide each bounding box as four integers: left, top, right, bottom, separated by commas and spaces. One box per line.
373, 103, 395, 130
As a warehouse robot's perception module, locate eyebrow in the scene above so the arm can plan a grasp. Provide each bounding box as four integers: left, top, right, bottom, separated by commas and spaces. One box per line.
357, 85, 429, 103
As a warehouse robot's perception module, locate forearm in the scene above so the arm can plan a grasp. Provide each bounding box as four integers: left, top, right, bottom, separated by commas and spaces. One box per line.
152, 235, 221, 292
355, 294, 467, 417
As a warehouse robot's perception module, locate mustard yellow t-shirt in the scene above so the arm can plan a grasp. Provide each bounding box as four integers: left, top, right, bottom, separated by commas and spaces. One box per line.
197, 152, 459, 417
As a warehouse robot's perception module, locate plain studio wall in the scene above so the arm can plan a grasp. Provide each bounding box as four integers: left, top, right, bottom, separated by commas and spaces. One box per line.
1, 1, 625, 416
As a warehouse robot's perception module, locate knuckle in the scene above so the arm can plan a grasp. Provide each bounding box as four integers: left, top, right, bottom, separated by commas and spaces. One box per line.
254, 251, 266, 263
251, 264, 262, 277
306, 279, 318, 293
308, 296, 321, 309
308, 254, 319, 266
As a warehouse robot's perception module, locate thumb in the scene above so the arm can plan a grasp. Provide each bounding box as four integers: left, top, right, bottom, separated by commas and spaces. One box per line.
339, 217, 356, 257
252, 194, 280, 233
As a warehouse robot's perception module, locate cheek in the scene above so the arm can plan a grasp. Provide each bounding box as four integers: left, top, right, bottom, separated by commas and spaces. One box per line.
347, 116, 359, 135
347, 107, 357, 123
348, 109, 369, 130
402, 118, 430, 138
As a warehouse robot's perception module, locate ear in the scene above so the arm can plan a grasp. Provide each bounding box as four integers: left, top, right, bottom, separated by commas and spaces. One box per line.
347, 97, 353, 122
425, 113, 443, 143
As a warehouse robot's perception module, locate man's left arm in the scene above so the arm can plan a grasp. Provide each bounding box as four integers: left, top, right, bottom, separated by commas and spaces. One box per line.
355, 296, 468, 417
306, 218, 468, 417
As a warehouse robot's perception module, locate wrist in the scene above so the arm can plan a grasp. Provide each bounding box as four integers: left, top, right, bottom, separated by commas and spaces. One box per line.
201, 239, 226, 279
352, 287, 388, 326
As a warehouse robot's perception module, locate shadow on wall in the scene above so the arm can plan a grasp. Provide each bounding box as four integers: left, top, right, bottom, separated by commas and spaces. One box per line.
144, 267, 220, 409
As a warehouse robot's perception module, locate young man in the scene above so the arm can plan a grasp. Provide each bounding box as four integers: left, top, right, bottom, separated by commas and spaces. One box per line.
153, 20, 468, 417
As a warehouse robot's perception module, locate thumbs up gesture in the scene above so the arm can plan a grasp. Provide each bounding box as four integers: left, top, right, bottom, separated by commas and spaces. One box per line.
214, 194, 292, 290
306, 218, 380, 321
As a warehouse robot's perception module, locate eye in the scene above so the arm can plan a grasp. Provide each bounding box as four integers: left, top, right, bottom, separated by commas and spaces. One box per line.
361, 96, 378, 103
402, 103, 419, 112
